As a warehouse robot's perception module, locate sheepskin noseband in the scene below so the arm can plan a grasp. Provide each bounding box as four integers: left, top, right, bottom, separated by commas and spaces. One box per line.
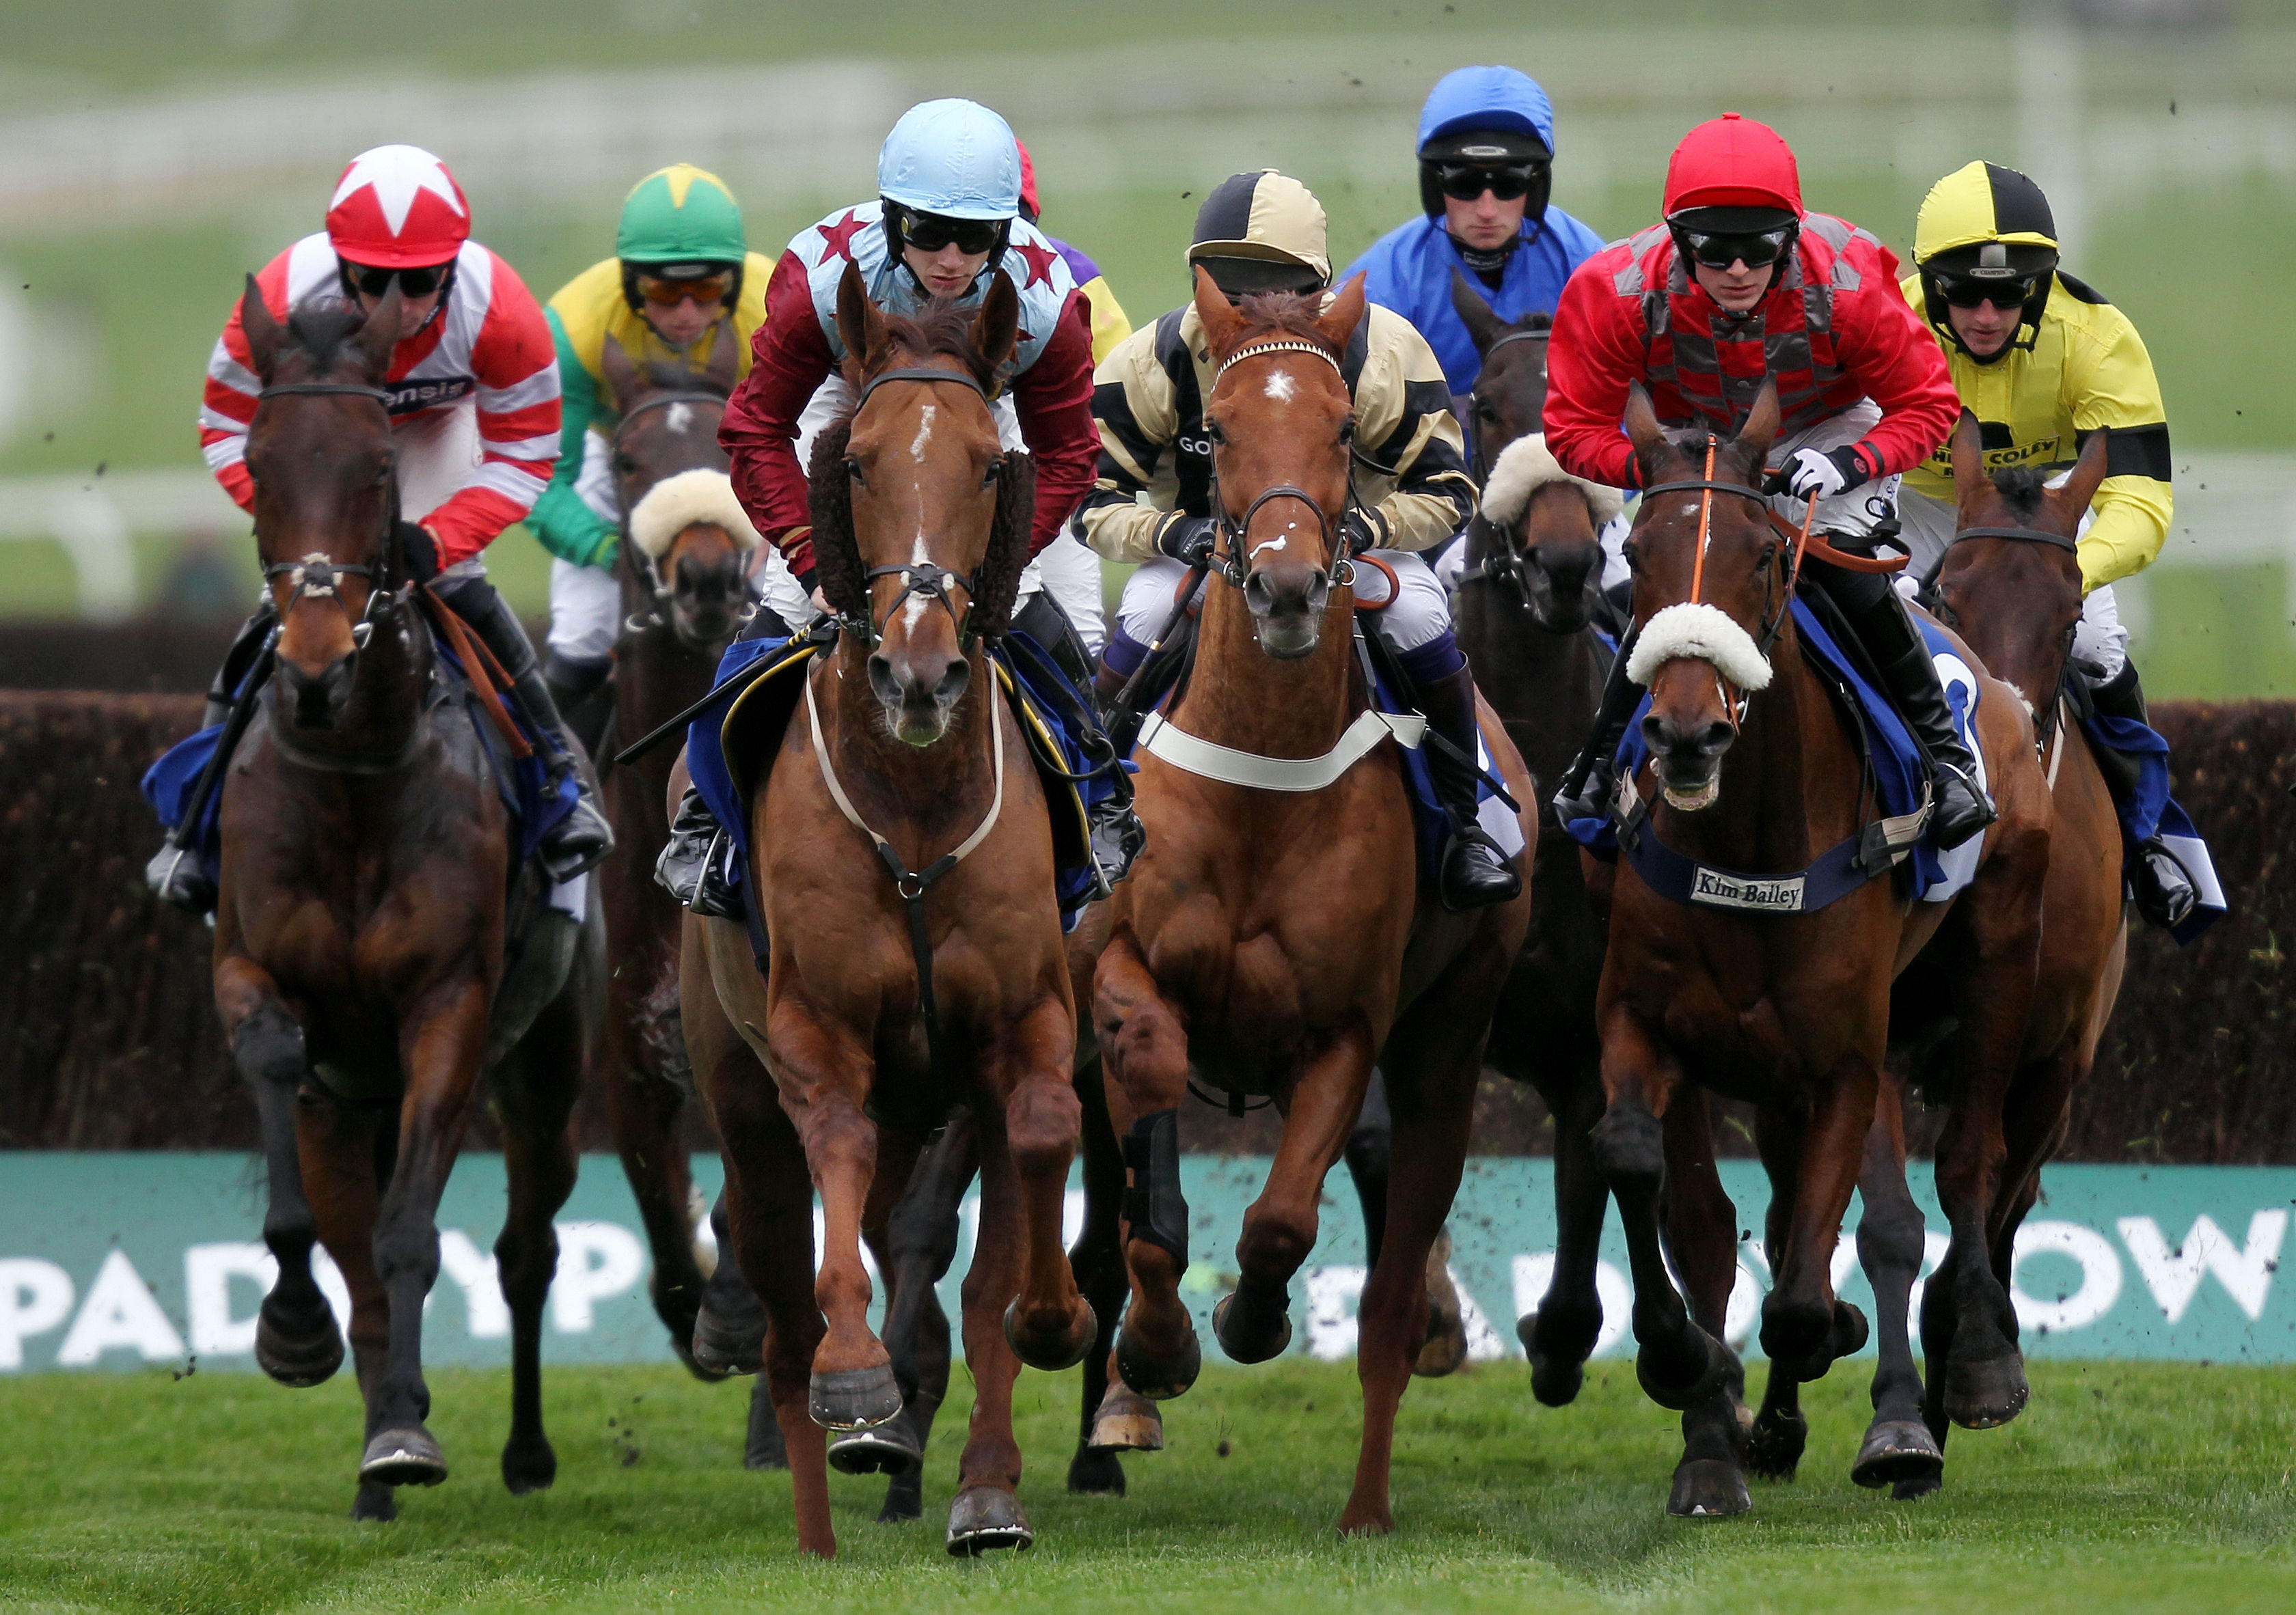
1626, 602, 1773, 692
628, 468, 761, 559
1478, 432, 1627, 531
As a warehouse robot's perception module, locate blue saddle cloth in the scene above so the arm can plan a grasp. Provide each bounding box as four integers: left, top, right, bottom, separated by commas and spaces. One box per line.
683, 628, 1123, 933
2079, 708, 2226, 945
142, 631, 576, 892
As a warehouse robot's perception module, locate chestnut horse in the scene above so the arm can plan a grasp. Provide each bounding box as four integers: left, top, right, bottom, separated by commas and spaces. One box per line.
1591, 383, 2051, 1516
1093, 269, 1534, 1536
211, 285, 596, 1520
689, 264, 1091, 1557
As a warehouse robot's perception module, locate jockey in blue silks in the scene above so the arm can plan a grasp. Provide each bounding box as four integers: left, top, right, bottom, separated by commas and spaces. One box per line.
1339, 65, 1607, 404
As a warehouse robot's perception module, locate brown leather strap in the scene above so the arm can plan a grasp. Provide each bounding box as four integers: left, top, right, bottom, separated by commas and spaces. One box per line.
1767, 511, 1910, 574
419, 586, 534, 760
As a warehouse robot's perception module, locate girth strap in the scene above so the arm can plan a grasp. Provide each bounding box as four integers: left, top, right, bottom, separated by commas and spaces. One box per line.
1613, 771, 1931, 915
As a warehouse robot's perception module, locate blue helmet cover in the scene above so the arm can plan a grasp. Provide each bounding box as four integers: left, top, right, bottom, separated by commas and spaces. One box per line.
877, 98, 1023, 220
1416, 66, 1557, 156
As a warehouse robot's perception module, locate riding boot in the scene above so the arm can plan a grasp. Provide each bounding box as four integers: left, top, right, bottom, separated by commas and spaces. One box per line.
434, 572, 616, 881
1824, 569, 1997, 851
2087, 660, 2196, 929
1421, 664, 1521, 911
146, 601, 279, 913
1551, 619, 1643, 828
655, 784, 743, 920
544, 651, 614, 761
1015, 593, 1146, 889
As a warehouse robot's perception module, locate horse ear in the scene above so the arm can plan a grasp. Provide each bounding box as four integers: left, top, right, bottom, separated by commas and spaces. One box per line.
1735, 377, 1781, 467
835, 259, 888, 374
970, 268, 1020, 374
1622, 382, 1666, 465
2056, 425, 2112, 525
239, 275, 281, 381
1950, 409, 1987, 511
1318, 271, 1369, 353
600, 333, 640, 413
1191, 264, 1244, 361
356, 283, 402, 378
1449, 268, 1505, 357
703, 316, 740, 396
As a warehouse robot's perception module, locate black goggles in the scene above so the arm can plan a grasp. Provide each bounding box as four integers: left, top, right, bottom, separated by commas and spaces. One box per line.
1937, 273, 2042, 309
1435, 162, 1542, 202
897, 209, 1002, 256
1680, 226, 1795, 270
344, 260, 453, 299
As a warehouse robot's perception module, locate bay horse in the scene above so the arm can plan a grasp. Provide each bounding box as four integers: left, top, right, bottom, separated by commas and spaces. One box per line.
1591, 382, 2051, 1516
1092, 268, 1534, 1536
212, 283, 596, 1520
689, 262, 1092, 1557
1445, 277, 1622, 1403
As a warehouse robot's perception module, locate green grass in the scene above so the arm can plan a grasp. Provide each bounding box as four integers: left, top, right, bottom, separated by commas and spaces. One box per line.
1, 1359, 2292, 1613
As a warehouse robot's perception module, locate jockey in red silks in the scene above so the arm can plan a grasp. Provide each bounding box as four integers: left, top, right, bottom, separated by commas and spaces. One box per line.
1544, 113, 1988, 849
150, 144, 610, 913
655, 98, 1140, 917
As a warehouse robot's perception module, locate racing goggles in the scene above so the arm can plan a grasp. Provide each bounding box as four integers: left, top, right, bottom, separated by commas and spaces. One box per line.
1680, 226, 1796, 271
344, 260, 454, 299
636, 271, 734, 307
897, 208, 1002, 256
1434, 162, 1542, 202
1937, 273, 2042, 309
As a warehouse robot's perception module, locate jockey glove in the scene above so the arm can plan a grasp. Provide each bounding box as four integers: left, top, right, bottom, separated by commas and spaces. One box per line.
1340, 509, 1385, 555
1765, 444, 1871, 503
1156, 514, 1218, 565
397, 520, 440, 584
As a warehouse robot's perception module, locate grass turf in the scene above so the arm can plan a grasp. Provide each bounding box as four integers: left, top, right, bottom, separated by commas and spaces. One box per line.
0, 1358, 2291, 1614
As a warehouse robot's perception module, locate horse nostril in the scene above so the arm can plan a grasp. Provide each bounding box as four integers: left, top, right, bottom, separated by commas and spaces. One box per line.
1694, 719, 1734, 756
866, 652, 903, 707
1641, 713, 1676, 756
1243, 571, 1274, 619
934, 658, 970, 705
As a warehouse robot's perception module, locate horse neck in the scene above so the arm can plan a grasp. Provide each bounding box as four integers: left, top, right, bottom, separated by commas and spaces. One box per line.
1179, 570, 1356, 757
816, 633, 999, 843
1455, 579, 1604, 784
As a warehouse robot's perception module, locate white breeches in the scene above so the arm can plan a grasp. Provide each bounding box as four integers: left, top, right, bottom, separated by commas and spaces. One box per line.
1119, 548, 1452, 652
1896, 488, 2128, 680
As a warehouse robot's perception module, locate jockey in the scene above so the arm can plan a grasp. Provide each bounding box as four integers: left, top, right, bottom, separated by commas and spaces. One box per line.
1545, 113, 1989, 851
657, 98, 1140, 917
1075, 169, 1518, 913
151, 143, 611, 913
528, 164, 800, 738
1339, 64, 1606, 404
1899, 161, 2192, 926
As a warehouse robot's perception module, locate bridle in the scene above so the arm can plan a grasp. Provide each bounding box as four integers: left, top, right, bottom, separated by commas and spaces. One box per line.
254, 382, 402, 652
611, 387, 761, 639
1940, 514, 2082, 754
1456, 328, 1554, 607
1203, 339, 1363, 600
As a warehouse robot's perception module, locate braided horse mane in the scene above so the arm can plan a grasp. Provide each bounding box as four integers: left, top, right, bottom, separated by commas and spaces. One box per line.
806, 301, 1034, 637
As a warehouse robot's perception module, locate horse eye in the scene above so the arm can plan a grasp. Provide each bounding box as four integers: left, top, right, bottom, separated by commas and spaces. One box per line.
1620, 539, 1641, 570
845, 457, 865, 486
981, 462, 1000, 490
614, 454, 639, 477
1205, 419, 1226, 446
1339, 419, 1357, 445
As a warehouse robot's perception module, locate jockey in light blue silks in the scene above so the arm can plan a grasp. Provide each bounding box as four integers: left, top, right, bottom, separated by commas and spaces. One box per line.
1339, 65, 1607, 406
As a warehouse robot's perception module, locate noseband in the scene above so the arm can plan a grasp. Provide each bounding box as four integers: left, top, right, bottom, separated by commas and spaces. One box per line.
254, 382, 400, 650
843, 365, 998, 651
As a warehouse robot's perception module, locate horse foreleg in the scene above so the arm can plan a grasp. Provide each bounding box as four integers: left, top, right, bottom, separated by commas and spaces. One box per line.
1070, 1049, 1151, 1490
1094, 938, 1199, 1398
1002, 995, 1094, 1373
1758, 1057, 1879, 1385
1660, 1095, 1752, 1517
491, 993, 585, 1498
604, 948, 715, 1375
1744, 1105, 1812, 1483
295, 1099, 393, 1519
1850, 1070, 1943, 1497
1522, 1060, 1610, 1407
949, 1101, 1033, 1556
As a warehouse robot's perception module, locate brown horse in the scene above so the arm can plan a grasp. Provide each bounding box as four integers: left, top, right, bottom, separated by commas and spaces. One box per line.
1091, 268, 1534, 1536
211, 284, 594, 1520
1591, 383, 2051, 1516
689, 263, 1091, 1557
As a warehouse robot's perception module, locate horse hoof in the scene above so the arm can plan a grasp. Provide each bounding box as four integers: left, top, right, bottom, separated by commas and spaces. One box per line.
1089, 1385, 1166, 1451
1003, 1295, 1096, 1372
1114, 1324, 1201, 1401
1833, 1300, 1870, 1360
744, 1378, 789, 1472
828, 1414, 921, 1476
1413, 1303, 1469, 1379
946, 1485, 1033, 1556
350, 1481, 397, 1522
1745, 1409, 1807, 1482
1851, 1418, 1943, 1490
1068, 1442, 1128, 1496
1667, 1458, 1752, 1519
1944, 1351, 2030, 1430
254, 1301, 344, 1388
808, 1364, 903, 1431
1212, 1287, 1293, 1365
877, 1471, 923, 1523
359, 1426, 448, 1488
1893, 1473, 1943, 1502
1519, 1314, 1588, 1406
501, 1435, 557, 1495
691, 1299, 765, 1379
1635, 1325, 1736, 1412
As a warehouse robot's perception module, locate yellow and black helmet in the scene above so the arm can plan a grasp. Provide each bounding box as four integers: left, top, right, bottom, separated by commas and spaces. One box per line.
1913, 161, 2062, 361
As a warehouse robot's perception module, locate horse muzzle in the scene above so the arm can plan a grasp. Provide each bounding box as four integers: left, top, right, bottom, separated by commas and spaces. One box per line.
868, 648, 970, 747
1243, 562, 1328, 661
1524, 540, 1600, 635
281, 650, 358, 732
669, 550, 750, 647
1641, 708, 1733, 812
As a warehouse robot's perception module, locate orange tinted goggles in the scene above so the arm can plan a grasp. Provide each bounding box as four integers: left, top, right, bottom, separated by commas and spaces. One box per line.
637, 273, 732, 307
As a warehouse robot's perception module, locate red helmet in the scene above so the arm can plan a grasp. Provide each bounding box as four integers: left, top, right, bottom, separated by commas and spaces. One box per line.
325, 145, 472, 269
1015, 138, 1041, 223
1663, 113, 1803, 220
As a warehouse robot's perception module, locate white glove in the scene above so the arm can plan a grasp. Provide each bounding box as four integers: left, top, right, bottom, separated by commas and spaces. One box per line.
1771, 445, 1863, 503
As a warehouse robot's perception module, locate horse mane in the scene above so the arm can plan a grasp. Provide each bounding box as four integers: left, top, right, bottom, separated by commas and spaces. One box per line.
1989, 465, 2053, 521
1227, 290, 1345, 358
636, 358, 731, 400
279, 299, 372, 376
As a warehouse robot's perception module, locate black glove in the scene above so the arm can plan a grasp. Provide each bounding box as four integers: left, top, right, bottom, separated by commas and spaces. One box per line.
1156, 514, 1217, 565
1340, 509, 1384, 555
1762, 445, 1869, 501
397, 520, 440, 584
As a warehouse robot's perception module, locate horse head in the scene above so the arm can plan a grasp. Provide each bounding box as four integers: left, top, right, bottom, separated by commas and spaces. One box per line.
1192, 266, 1365, 660
1933, 411, 2107, 717
239, 276, 402, 732
818, 259, 1028, 747
1621, 378, 1784, 810
605, 327, 757, 648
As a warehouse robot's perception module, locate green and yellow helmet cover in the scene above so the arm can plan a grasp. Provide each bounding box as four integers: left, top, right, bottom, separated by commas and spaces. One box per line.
616, 163, 747, 268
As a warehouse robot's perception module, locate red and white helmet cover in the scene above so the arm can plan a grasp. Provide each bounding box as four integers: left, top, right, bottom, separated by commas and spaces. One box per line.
325, 144, 472, 269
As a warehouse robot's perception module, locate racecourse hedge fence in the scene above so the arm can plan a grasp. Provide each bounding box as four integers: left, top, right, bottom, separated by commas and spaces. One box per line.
1, 688, 2289, 1162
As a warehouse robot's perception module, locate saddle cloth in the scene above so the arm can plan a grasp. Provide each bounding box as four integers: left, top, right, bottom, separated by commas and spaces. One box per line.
683, 627, 1122, 933
2081, 706, 2226, 945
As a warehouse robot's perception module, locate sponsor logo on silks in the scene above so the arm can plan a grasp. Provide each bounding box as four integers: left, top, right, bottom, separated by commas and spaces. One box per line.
1690, 865, 1805, 912
383, 375, 476, 415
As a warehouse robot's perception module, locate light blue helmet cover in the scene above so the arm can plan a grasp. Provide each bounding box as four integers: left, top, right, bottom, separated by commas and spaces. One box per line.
1416, 66, 1557, 156
877, 98, 1022, 220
